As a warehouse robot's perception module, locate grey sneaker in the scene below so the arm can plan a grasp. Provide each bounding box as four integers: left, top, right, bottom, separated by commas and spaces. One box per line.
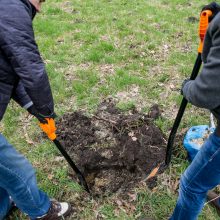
36, 200, 72, 220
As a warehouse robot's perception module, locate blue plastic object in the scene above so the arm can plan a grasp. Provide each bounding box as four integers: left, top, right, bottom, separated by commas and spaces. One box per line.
183, 125, 215, 161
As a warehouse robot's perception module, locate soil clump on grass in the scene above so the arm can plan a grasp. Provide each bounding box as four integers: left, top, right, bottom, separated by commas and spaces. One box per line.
56, 100, 166, 195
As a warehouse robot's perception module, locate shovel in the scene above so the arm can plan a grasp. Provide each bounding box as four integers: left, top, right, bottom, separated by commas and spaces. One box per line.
39, 118, 90, 193
145, 9, 212, 180
165, 9, 212, 166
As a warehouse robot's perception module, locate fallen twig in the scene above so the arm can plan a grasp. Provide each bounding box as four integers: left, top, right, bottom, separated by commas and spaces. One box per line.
92, 115, 121, 133
93, 115, 117, 124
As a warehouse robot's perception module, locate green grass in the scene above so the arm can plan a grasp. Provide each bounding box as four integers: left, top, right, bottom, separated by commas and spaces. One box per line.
1, 0, 217, 219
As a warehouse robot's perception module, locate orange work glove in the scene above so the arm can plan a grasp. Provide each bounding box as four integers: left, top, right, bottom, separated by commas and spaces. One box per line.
39, 118, 57, 141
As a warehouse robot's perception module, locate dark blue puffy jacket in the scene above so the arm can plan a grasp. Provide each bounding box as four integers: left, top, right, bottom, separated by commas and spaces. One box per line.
0, 0, 54, 121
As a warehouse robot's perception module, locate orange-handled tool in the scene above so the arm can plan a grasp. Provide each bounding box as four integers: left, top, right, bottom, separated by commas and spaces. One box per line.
198, 10, 213, 53
165, 10, 212, 166
39, 118, 57, 141
40, 118, 90, 193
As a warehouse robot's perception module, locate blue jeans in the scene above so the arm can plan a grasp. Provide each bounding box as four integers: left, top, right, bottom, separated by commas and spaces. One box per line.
0, 133, 50, 220
170, 131, 220, 220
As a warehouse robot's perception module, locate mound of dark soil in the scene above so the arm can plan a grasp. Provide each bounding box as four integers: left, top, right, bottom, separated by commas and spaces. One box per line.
56, 100, 166, 195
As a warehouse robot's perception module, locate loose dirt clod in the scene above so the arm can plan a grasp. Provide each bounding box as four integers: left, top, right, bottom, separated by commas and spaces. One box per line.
57, 100, 166, 195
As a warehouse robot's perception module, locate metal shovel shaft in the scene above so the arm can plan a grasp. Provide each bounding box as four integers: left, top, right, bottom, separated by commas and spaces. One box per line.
53, 139, 90, 193
165, 53, 202, 165
165, 10, 213, 165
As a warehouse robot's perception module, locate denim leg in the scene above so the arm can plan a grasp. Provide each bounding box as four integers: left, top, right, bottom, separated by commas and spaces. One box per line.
170, 132, 220, 220
0, 187, 11, 219
0, 133, 50, 220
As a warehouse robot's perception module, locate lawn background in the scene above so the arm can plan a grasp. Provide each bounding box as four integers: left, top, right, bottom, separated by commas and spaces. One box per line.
1, 0, 218, 219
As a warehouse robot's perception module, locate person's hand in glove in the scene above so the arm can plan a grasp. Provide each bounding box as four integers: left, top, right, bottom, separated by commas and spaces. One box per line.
39, 118, 57, 141
181, 79, 191, 95
202, 2, 220, 22
27, 105, 56, 124
27, 105, 57, 140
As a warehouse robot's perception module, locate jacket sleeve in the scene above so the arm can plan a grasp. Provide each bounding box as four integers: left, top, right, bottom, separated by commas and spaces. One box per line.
182, 15, 220, 110
11, 81, 33, 109
0, 1, 54, 115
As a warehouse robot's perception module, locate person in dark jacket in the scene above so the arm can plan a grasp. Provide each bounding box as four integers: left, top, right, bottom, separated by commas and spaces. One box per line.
0, 0, 71, 219
170, 2, 220, 220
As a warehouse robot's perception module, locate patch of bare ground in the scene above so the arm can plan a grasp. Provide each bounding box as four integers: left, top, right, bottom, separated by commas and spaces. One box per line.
57, 63, 91, 81
113, 85, 148, 112
59, 1, 79, 14
96, 64, 115, 77
147, 42, 172, 63
56, 100, 166, 198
